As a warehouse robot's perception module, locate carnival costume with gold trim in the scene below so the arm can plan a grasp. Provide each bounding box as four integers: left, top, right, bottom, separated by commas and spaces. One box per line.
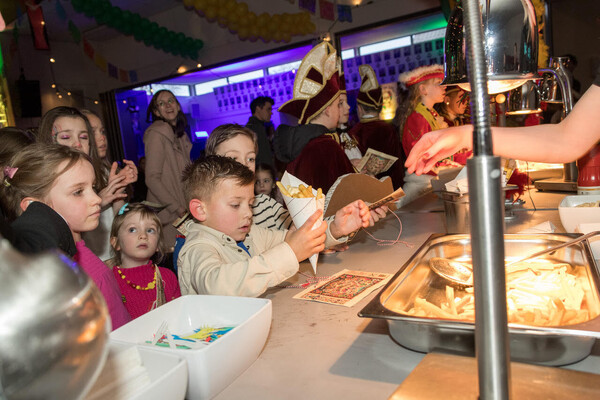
398, 65, 446, 159
274, 42, 354, 193
350, 65, 405, 188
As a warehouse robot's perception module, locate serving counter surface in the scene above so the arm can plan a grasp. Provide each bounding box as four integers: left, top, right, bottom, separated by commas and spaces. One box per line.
215, 189, 600, 400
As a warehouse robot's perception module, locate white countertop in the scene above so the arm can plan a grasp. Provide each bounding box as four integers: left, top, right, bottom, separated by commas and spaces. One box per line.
215, 189, 600, 399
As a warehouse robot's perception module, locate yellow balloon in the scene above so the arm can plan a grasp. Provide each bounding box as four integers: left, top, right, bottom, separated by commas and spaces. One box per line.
217, 6, 228, 19
205, 6, 217, 21
236, 2, 249, 16
238, 27, 250, 40
257, 13, 269, 27
194, 0, 206, 10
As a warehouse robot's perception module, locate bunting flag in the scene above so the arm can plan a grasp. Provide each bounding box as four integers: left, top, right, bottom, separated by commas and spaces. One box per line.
319, 0, 334, 21
299, 0, 316, 14
337, 4, 352, 22
68, 17, 138, 83
26, 4, 49, 50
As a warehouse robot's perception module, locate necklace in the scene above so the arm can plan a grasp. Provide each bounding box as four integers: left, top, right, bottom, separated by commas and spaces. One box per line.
116, 265, 157, 290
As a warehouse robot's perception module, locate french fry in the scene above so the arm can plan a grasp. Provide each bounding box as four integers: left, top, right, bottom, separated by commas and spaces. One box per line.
446, 286, 457, 315
414, 297, 459, 319
276, 181, 291, 197
316, 187, 323, 201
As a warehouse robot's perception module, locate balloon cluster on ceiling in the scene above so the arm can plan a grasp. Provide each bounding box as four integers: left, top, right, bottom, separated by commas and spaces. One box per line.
182, 0, 316, 43
70, 0, 204, 59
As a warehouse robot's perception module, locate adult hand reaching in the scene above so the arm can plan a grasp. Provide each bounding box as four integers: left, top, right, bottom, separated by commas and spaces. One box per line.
404, 125, 471, 175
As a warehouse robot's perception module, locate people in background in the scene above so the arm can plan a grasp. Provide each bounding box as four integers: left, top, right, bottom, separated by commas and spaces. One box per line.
177, 155, 370, 297
396, 65, 447, 205
246, 96, 275, 169
81, 109, 138, 261
274, 42, 355, 194
254, 163, 282, 204
38, 106, 133, 223
405, 71, 600, 175
110, 202, 180, 319
1, 144, 130, 329
350, 64, 405, 189
144, 89, 192, 247
132, 156, 148, 202
337, 91, 362, 167
434, 86, 472, 165
0, 127, 35, 220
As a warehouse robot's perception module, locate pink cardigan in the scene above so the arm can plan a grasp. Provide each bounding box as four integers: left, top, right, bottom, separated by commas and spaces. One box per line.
73, 240, 131, 330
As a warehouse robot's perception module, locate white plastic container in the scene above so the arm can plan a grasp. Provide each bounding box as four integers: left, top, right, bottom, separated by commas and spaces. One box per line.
558, 194, 600, 233
110, 295, 272, 400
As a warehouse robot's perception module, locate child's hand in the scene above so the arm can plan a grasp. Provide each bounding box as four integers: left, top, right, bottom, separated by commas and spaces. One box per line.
99, 169, 128, 208
330, 200, 370, 238
285, 210, 327, 261
367, 205, 389, 227
113, 160, 138, 185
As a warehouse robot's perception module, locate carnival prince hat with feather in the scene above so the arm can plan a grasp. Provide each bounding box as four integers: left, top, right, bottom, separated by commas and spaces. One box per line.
357, 65, 383, 108
279, 42, 342, 125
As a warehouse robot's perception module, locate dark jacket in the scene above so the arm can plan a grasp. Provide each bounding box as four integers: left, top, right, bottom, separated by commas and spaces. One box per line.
7, 201, 76, 257
273, 123, 330, 163
246, 116, 275, 168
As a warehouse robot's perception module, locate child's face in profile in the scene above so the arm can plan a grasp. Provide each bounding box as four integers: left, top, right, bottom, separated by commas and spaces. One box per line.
202, 178, 255, 241
214, 135, 257, 172
422, 78, 446, 105
255, 170, 275, 196
113, 212, 160, 267
52, 116, 90, 156
44, 159, 101, 239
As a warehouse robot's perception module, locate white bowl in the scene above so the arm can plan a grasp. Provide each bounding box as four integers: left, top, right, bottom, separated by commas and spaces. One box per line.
110, 295, 272, 400
558, 195, 600, 233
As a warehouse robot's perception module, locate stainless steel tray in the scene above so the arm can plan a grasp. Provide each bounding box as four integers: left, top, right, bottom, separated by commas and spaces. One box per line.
359, 233, 600, 366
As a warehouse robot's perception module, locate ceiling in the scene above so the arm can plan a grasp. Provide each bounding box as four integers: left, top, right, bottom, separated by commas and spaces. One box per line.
7, 0, 363, 42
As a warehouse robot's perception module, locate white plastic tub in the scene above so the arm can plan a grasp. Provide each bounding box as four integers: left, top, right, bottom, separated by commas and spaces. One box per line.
110, 295, 272, 400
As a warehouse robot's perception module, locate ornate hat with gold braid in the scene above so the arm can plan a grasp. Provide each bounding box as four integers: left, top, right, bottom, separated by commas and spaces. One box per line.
356, 65, 382, 108
278, 42, 342, 125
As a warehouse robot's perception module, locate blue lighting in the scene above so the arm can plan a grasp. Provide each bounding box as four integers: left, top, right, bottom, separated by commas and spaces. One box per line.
194, 131, 209, 138
341, 49, 355, 60
228, 69, 265, 84
359, 36, 412, 56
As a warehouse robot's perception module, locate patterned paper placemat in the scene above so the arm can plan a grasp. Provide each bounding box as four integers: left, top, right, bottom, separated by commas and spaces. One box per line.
293, 269, 392, 307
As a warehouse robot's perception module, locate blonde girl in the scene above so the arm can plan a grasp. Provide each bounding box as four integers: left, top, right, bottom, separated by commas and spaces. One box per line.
110, 203, 181, 319
1, 143, 130, 329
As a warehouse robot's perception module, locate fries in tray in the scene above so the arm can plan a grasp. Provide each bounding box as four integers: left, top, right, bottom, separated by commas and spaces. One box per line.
278, 172, 325, 274
405, 260, 594, 327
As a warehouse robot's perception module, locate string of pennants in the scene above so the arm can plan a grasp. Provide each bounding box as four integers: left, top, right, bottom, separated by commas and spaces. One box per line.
57, 1, 138, 84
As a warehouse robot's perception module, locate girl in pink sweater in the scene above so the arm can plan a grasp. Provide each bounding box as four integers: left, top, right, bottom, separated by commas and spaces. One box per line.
110, 203, 181, 319
1, 144, 130, 329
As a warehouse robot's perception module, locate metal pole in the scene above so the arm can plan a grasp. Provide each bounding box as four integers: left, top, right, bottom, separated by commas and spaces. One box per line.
462, 0, 511, 398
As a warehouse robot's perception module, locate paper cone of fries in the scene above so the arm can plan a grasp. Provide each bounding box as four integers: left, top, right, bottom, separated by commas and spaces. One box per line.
278, 172, 325, 274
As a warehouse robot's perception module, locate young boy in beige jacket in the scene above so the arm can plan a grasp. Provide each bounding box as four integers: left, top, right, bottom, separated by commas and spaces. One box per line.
178, 155, 371, 297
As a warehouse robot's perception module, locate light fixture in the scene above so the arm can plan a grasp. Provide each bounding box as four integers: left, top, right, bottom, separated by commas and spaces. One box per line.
177, 65, 188, 74
506, 80, 541, 115
49, 57, 55, 63
442, 0, 538, 94
67, 92, 71, 96
51, 83, 56, 88
197, 63, 202, 68
94, 100, 99, 105
443, 0, 539, 398
57, 94, 62, 99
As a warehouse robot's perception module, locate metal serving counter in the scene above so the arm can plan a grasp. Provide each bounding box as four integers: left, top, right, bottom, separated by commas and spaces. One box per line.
215, 189, 600, 399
